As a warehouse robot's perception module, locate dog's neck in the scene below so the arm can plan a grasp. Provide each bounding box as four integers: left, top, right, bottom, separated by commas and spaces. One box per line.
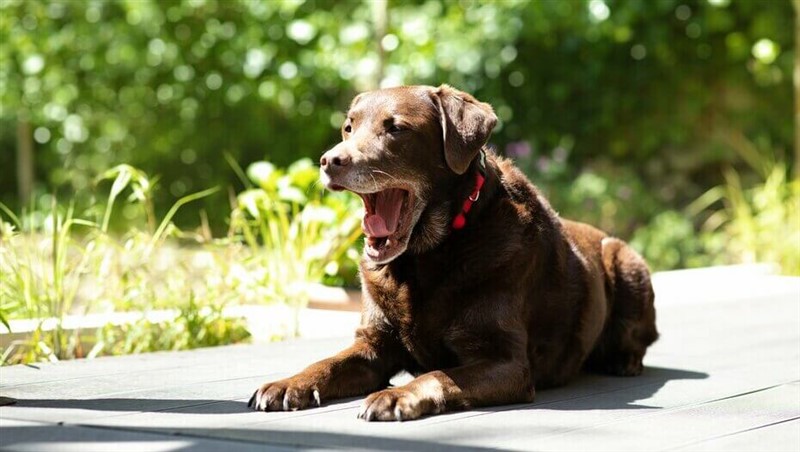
451, 150, 488, 230
406, 148, 500, 254
450, 148, 500, 231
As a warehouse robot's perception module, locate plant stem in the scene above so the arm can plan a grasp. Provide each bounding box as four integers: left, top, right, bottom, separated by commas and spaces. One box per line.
150, 186, 220, 248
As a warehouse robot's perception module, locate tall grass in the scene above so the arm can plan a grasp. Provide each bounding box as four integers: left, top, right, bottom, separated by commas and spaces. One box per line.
0, 159, 363, 364
689, 136, 800, 275
0, 166, 221, 364
0, 199, 101, 362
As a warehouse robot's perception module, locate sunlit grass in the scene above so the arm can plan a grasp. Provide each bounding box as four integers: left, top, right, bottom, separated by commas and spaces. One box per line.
688, 137, 800, 275
0, 160, 362, 365
229, 157, 362, 336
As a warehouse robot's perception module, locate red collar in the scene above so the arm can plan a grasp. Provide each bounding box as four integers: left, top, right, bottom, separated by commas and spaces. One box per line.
452, 151, 487, 230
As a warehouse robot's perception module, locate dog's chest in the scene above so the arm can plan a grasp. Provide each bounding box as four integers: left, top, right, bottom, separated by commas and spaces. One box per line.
364, 261, 459, 370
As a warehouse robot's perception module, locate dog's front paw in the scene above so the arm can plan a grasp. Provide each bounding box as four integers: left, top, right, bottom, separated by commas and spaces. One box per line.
248, 378, 321, 412
358, 388, 431, 422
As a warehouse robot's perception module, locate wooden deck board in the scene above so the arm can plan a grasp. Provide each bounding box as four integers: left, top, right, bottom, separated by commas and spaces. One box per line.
677, 418, 800, 452
1, 267, 799, 451
0, 419, 295, 452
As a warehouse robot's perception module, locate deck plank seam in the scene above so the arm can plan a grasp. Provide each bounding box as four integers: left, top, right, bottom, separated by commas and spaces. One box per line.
663, 416, 800, 451
412, 379, 800, 442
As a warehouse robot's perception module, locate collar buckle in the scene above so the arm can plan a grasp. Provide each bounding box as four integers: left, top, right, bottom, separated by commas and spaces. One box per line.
452, 150, 488, 230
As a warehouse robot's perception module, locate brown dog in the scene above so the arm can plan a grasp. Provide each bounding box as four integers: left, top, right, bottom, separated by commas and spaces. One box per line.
249, 85, 658, 421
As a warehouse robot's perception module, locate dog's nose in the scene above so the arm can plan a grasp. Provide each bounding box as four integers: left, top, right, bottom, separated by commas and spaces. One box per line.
320, 149, 351, 169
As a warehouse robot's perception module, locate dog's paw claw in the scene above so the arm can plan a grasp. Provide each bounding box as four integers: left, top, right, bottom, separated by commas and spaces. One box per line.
253, 388, 270, 411
250, 380, 321, 412
359, 388, 424, 422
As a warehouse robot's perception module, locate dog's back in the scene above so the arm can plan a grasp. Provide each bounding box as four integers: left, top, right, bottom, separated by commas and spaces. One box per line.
493, 159, 658, 387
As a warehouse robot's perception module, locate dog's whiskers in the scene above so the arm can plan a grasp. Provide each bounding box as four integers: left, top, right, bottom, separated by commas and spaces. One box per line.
369, 172, 379, 193
371, 168, 398, 181
309, 179, 327, 197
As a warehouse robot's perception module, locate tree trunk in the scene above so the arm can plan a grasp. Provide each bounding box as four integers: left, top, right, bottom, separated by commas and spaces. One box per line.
371, 0, 388, 90
16, 116, 34, 207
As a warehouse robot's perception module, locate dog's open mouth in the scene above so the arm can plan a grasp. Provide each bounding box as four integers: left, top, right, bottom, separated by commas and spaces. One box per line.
358, 188, 415, 262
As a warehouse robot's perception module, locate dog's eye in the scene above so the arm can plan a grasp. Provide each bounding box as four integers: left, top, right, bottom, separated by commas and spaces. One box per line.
387, 124, 406, 134
343, 123, 352, 133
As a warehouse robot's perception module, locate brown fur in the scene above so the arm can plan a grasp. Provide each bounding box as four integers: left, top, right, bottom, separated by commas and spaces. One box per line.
249, 85, 658, 421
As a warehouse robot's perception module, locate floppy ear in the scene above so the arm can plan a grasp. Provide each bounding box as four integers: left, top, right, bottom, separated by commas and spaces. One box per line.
432, 84, 498, 174
349, 92, 364, 110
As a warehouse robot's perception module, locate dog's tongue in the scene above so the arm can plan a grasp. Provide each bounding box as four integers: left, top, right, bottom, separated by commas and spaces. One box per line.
363, 189, 405, 238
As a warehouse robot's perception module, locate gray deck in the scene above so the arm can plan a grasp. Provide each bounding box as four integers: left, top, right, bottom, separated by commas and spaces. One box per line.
1, 266, 799, 451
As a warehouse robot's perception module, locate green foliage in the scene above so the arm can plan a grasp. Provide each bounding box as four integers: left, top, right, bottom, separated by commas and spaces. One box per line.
0, 199, 99, 362
689, 146, 800, 275
490, 1, 794, 272
0, 0, 795, 330
630, 210, 721, 271
96, 164, 158, 233
0, 158, 362, 364
510, 140, 663, 237
523, 152, 716, 272
241, 157, 362, 285
230, 158, 362, 333
0, 204, 22, 330
2, 0, 791, 237
0, 168, 238, 365
96, 295, 250, 356
718, 165, 800, 275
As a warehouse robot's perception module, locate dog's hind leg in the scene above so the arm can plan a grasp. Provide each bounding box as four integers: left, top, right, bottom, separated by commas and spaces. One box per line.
585, 238, 659, 376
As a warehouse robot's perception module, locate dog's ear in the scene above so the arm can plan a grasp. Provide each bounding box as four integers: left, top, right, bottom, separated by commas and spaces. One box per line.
349, 92, 364, 110
432, 85, 497, 175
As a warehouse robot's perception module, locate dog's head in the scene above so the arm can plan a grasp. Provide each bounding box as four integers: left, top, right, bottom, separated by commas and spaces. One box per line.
320, 85, 497, 264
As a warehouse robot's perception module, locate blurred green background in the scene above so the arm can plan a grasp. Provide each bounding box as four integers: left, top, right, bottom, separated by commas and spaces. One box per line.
0, 0, 797, 271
